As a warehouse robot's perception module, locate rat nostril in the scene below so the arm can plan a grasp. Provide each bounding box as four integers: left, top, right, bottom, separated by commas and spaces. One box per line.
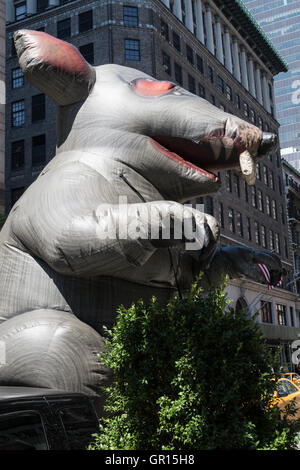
258, 132, 278, 157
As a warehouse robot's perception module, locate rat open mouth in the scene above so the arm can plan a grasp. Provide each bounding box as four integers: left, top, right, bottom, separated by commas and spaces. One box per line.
150, 134, 244, 182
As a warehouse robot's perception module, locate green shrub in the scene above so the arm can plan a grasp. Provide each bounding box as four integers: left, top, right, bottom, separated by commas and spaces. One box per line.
88, 277, 300, 450
0, 214, 7, 230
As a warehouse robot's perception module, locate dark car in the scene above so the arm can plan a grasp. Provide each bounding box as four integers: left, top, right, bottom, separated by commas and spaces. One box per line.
0, 387, 100, 450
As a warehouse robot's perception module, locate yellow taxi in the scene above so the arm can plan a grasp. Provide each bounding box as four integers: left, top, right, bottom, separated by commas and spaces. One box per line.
273, 378, 300, 420
281, 373, 300, 388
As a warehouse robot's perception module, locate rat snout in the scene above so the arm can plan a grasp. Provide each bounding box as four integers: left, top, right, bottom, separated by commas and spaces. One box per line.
258, 132, 278, 157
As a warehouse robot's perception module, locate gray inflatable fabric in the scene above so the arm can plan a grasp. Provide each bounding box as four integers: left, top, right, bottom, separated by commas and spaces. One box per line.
0, 30, 282, 412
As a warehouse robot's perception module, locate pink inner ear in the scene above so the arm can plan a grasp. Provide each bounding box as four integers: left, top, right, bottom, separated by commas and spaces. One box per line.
23, 30, 90, 77
132, 79, 175, 96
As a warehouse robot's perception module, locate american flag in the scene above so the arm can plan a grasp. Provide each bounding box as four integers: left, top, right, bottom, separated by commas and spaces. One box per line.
257, 264, 283, 290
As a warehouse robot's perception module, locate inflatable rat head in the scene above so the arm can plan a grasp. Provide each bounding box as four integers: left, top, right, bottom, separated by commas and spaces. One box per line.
14, 30, 277, 203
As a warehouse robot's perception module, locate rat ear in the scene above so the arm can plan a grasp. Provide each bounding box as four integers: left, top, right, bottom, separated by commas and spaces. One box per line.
14, 29, 96, 106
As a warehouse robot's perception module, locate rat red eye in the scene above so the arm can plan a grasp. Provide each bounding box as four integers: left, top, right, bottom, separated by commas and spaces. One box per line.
132, 79, 175, 96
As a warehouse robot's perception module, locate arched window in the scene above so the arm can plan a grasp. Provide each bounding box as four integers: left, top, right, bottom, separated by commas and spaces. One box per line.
235, 297, 248, 315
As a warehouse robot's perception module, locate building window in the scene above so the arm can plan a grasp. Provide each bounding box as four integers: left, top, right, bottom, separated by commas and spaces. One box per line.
11, 67, 24, 89
268, 83, 273, 101
225, 85, 232, 101
261, 225, 267, 248
236, 297, 248, 315
196, 55, 203, 74
236, 94, 240, 109
210, 95, 215, 105
269, 230, 275, 251
263, 165, 269, 186
277, 152, 280, 168
199, 84, 205, 98
79, 43, 94, 64
233, 174, 240, 197
173, 32, 181, 52
261, 302, 272, 324
32, 135, 46, 167
245, 182, 248, 202
188, 75, 196, 94
217, 76, 224, 94
12, 100, 25, 127
37, 0, 48, 13
11, 38, 17, 57
206, 196, 214, 216
32, 94, 45, 122
208, 66, 214, 83
226, 171, 232, 192
260, 300, 273, 323
160, 19, 169, 41
124, 39, 140, 61
228, 208, 235, 233
256, 163, 261, 180
277, 304, 287, 326
174, 63, 182, 85
247, 217, 251, 241
271, 199, 277, 220
236, 212, 243, 237
278, 176, 282, 195
78, 10, 93, 33
57, 18, 71, 39
243, 102, 249, 118
258, 117, 263, 129
11, 187, 25, 206
249, 108, 256, 124
123, 6, 138, 26
269, 170, 274, 190
254, 221, 260, 245
11, 140, 24, 170
290, 306, 295, 327
257, 189, 264, 212
266, 195, 271, 216
15, 2, 26, 21
162, 52, 171, 75
186, 45, 194, 65
251, 186, 257, 208
218, 202, 224, 228
275, 233, 281, 254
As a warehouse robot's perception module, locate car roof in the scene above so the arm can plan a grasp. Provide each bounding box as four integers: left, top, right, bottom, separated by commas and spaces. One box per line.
0, 386, 87, 401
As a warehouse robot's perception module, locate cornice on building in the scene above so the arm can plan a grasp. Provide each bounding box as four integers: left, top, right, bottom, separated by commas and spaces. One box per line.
213, 0, 288, 75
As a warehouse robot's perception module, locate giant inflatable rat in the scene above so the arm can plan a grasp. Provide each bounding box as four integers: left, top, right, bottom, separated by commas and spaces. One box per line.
0, 30, 282, 412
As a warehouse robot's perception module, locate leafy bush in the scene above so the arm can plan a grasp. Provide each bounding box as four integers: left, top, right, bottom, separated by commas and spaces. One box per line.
0, 214, 7, 230
88, 277, 300, 450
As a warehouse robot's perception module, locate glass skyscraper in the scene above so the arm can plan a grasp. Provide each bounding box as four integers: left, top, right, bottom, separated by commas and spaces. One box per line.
0, 0, 5, 212
243, 0, 300, 170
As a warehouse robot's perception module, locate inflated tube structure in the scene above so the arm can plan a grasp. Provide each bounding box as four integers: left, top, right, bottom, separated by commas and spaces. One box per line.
0, 30, 283, 414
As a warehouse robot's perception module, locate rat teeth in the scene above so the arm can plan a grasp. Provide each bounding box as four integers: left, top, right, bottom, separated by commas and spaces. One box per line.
239, 150, 256, 186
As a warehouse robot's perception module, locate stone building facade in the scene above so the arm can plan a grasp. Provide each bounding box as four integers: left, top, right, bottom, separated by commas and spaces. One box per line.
282, 160, 300, 294
5, 0, 300, 369
243, 0, 300, 172
0, 0, 5, 213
